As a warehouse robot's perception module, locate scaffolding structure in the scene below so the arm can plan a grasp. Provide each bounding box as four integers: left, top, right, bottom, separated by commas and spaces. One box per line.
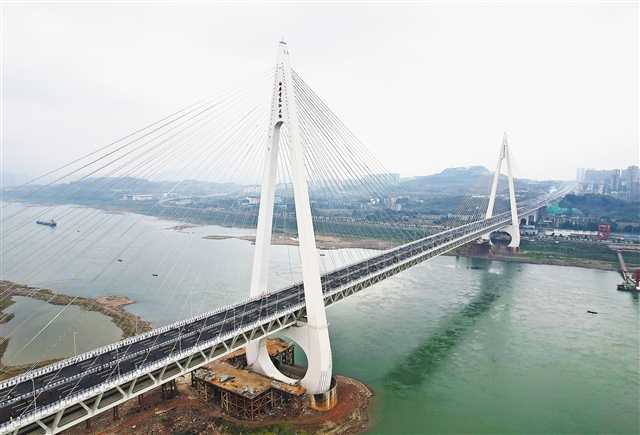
191, 362, 305, 420
161, 379, 177, 400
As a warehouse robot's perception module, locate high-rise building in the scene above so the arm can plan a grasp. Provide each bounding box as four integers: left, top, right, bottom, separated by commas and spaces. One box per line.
622, 165, 640, 201
577, 166, 639, 200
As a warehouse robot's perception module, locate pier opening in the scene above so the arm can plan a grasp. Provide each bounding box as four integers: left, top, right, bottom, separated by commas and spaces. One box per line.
489, 231, 512, 247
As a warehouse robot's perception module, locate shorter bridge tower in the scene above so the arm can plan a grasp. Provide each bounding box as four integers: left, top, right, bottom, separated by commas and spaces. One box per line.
485, 133, 521, 249
245, 41, 332, 395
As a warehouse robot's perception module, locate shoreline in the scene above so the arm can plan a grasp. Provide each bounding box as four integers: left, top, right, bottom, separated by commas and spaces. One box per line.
202, 233, 397, 251
0, 280, 152, 381
447, 251, 618, 272
201, 232, 623, 272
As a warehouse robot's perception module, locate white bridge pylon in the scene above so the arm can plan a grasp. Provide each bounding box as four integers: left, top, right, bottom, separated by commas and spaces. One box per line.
484, 132, 521, 249
245, 41, 332, 394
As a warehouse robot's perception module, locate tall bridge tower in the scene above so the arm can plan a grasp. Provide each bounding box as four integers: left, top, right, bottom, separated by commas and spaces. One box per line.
246, 41, 333, 394
485, 133, 521, 249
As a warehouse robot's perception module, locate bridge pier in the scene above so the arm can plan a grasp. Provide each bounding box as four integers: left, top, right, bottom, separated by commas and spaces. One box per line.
502, 224, 520, 251
308, 377, 338, 411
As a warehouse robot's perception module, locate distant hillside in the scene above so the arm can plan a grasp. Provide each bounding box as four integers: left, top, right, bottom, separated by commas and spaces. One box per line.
400, 166, 498, 195
3, 168, 564, 206
4, 177, 241, 204
397, 166, 560, 198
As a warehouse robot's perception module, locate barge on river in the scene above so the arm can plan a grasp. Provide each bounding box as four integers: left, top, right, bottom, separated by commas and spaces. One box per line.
35, 219, 57, 228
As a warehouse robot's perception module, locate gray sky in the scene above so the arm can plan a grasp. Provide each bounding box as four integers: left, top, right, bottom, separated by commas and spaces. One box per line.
2, 2, 638, 181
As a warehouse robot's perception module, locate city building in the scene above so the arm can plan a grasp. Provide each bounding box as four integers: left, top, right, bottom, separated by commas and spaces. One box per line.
576, 165, 639, 200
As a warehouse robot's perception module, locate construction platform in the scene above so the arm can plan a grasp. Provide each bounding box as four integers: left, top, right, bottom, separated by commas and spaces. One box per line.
616, 251, 640, 292
190, 338, 306, 420
191, 362, 305, 420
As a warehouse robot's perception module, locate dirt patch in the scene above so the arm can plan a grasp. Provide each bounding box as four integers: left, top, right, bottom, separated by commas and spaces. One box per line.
202, 235, 233, 240
203, 233, 396, 251
95, 296, 136, 310
289, 375, 374, 434
166, 224, 197, 231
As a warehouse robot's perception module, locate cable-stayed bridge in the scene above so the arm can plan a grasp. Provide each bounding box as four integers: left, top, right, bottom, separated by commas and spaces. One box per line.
0, 41, 572, 434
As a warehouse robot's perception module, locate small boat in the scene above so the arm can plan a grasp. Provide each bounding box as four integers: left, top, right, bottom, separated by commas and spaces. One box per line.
36, 219, 57, 228
152, 273, 159, 277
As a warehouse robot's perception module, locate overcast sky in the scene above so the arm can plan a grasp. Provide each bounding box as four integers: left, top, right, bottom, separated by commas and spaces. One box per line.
2, 2, 637, 181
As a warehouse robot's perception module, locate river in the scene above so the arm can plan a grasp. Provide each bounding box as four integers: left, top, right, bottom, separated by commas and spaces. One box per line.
0, 203, 637, 433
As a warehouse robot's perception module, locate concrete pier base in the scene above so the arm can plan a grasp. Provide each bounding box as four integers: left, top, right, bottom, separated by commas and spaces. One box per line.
308, 377, 338, 411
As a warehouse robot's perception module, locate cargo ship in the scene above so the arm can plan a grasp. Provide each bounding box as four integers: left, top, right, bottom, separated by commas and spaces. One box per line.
36, 219, 57, 228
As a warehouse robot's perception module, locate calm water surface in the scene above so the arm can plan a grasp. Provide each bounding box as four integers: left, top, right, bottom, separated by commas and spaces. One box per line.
0, 203, 637, 434
0, 297, 122, 366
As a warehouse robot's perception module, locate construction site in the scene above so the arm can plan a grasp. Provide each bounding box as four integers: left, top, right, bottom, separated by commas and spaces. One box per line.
615, 250, 640, 292
64, 338, 373, 435
190, 339, 307, 420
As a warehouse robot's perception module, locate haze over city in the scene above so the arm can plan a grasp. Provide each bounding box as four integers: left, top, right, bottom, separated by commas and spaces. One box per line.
2, 2, 637, 181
